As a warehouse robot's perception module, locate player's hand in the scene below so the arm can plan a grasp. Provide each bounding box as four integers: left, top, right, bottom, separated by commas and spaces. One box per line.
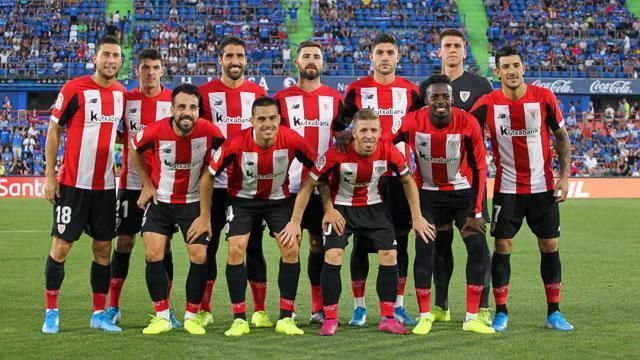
554, 177, 569, 203
137, 185, 157, 209
278, 221, 301, 249
412, 216, 435, 243
461, 217, 486, 235
187, 215, 211, 244
334, 130, 352, 153
322, 208, 345, 236
44, 176, 59, 205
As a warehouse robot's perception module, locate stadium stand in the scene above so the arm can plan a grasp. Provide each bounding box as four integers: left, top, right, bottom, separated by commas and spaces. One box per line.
484, 0, 640, 78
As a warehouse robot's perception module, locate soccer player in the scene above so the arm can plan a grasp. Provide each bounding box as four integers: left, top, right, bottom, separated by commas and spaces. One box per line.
132, 84, 225, 335
273, 40, 344, 324
198, 36, 270, 328
470, 46, 573, 331
189, 97, 316, 337
280, 108, 435, 336
394, 74, 494, 335
426, 28, 495, 325
106, 48, 180, 328
341, 33, 422, 326
42, 35, 126, 334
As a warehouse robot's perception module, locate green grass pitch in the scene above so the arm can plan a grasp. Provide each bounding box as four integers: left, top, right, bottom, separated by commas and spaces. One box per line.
0, 198, 638, 359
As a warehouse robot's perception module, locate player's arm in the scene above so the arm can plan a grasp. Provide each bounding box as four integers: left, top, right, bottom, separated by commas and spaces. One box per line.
130, 127, 158, 208
44, 120, 62, 204
469, 100, 488, 129
335, 88, 357, 150
553, 126, 571, 203
461, 120, 488, 235
280, 175, 319, 247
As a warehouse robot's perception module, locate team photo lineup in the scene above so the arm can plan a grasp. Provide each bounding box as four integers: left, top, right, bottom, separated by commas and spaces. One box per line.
34, 23, 579, 340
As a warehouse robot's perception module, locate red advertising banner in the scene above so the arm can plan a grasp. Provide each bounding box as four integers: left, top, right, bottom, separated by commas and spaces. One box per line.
1, 177, 640, 199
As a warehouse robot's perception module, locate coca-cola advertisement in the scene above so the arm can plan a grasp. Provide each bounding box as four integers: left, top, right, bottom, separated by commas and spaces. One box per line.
529, 78, 639, 95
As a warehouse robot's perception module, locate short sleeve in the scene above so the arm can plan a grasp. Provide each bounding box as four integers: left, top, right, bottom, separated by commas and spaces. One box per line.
131, 121, 157, 152
388, 144, 410, 176
544, 89, 565, 130
50, 82, 79, 126
342, 86, 359, 121
310, 148, 337, 181
393, 111, 415, 144
293, 131, 317, 168
208, 144, 228, 176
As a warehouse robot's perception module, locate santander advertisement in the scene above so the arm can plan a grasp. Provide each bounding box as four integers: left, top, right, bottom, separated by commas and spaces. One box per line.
2, 177, 640, 199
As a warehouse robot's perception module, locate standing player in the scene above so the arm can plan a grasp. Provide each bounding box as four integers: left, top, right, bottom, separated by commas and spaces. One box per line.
426, 28, 495, 325
106, 48, 179, 328
470, 46, 573, 331
42, 36, 126, 334
394, 74, 494, 335
197, 36, 270, 328
280, 109, 435, 336
274, 40, 344, 324
189, 97, 316, 337
131, 84, 225, 335
341, 33, 422, 326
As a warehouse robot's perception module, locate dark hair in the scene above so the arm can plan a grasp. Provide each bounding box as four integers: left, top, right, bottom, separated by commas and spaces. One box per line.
172, 83, 202, 106
439, 28, 466, 43
297, 40, 323, 55
95, 35, 121, 53
419, 74, 451, 101
251, 96, 279, 116
371, 33, 397, 50
219, 36, 245, 56
495, 46, 523, 68
137, 48, 162, 62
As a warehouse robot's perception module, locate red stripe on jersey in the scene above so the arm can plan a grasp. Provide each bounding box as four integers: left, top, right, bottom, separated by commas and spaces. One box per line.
274, 84, 343, 193
508, 103, 532, 194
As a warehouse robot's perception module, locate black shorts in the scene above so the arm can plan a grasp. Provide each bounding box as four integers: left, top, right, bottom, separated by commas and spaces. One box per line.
490, 191, 560, 239
380, 176, 412, 233
51, 184, 116, 242
115, 189, 145, 236
323, 203, 396, 251
290, 193, 323, 236
225, 197, 291, 237
141, 201, 210, 245
420, 189, 474, 229
211, 188, 229, 236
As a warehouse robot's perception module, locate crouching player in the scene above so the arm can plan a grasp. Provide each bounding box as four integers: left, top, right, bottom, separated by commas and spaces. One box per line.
280, 108, 435, 336
131, 84, 225, 335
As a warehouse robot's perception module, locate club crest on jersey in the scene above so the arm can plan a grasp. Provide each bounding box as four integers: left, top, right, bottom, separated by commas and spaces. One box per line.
459, 91, 470, 102
448, 140, 461, 152
392, 120, 401, 134
526, 108, 540, 122
57, 224, 65, 234
274, 155, 288, 166
315, 155, 326, 170
374, 165, 387, 175
54, 93, 64, 110
135, 131, 144, 143
213, 148, 222, 163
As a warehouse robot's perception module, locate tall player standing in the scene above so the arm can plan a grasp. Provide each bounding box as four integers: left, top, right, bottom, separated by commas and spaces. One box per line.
427, 28, 495, 326
106, 48, 180, 328
42, 36, 126, 334
189, 97, 316, 336
341, 33, 422, 326
197, 36, 271, 328
131, 84, 225, 335
394, 74, 494, 335
274, 40, 344, 324
470, 46, 573, 331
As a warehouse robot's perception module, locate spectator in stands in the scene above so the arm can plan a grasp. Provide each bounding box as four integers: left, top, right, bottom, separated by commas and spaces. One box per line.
584, 150, 599, 175
0, 125, 10, 146
2, 96, 11, 114
9, 158, 23, 175
286, 1, 300, 31
23, 135, 35, 159
2, 146, 12, 170
11, 128, 22, 161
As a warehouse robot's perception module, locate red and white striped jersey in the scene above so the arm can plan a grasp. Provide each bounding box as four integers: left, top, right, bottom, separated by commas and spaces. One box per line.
470, 85, 564, 194
394, 107, 487, 216
274, 84, 344, 193
310, 140, 410, 207
343, 75, 421, 167
50, 75, 126, 190
199, 78, 267, 189
131, 118, 225, 204
208, 126, 316, 200
120, 87, 173, 190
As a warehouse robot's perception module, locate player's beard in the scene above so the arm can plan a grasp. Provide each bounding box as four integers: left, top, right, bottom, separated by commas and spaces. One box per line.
300, 66, 320, 80
175, 114, 195, 135
97, 66, 118, 81
223, 64, 245, 81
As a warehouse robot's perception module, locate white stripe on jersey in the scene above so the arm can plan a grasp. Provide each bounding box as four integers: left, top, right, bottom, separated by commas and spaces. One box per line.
270, 149, 289, 200
524, 102, 547, 193
494, 105, 517, 193
335, 163, 357, 206
157, 140, 176, 203
360, 87, 378, 110
317, 96, 333, 157
104, 90, 123, 189
208, 92, 228, 135
446, 133, 470, 190
284, 95, 305, 193
367, 160, 386, 204
77, 89, 101, 189
187, 137, 207, 203
238, 152, 258, 198
156, 100, 172, 120
240, 92, 256, 121
124, 100, 142, 189
415, 132, 436, 190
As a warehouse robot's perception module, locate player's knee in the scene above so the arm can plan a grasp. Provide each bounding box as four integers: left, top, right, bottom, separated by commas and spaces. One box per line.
324, 248, 344, 265
377, 249, 397, 266
494, 238, 513, 254
92, 240, 112, 264
115, 235, 135, 253
50, 237, 72, 262
308, 234, 324, 254
538, 238, 558, 253
187, 245, 207, 264
437, 223, 453, 231
281, 241, 300, 262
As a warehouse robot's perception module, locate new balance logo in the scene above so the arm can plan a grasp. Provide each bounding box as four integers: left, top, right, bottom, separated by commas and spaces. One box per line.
129, 108, 137, 114
292, 104, 301, 109
214, 100, 223, 106
365, 94, 374, 100
90, 98, 98, 104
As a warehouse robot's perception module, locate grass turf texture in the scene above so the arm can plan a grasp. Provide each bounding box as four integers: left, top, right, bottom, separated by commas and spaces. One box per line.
1, 198, 638, 359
